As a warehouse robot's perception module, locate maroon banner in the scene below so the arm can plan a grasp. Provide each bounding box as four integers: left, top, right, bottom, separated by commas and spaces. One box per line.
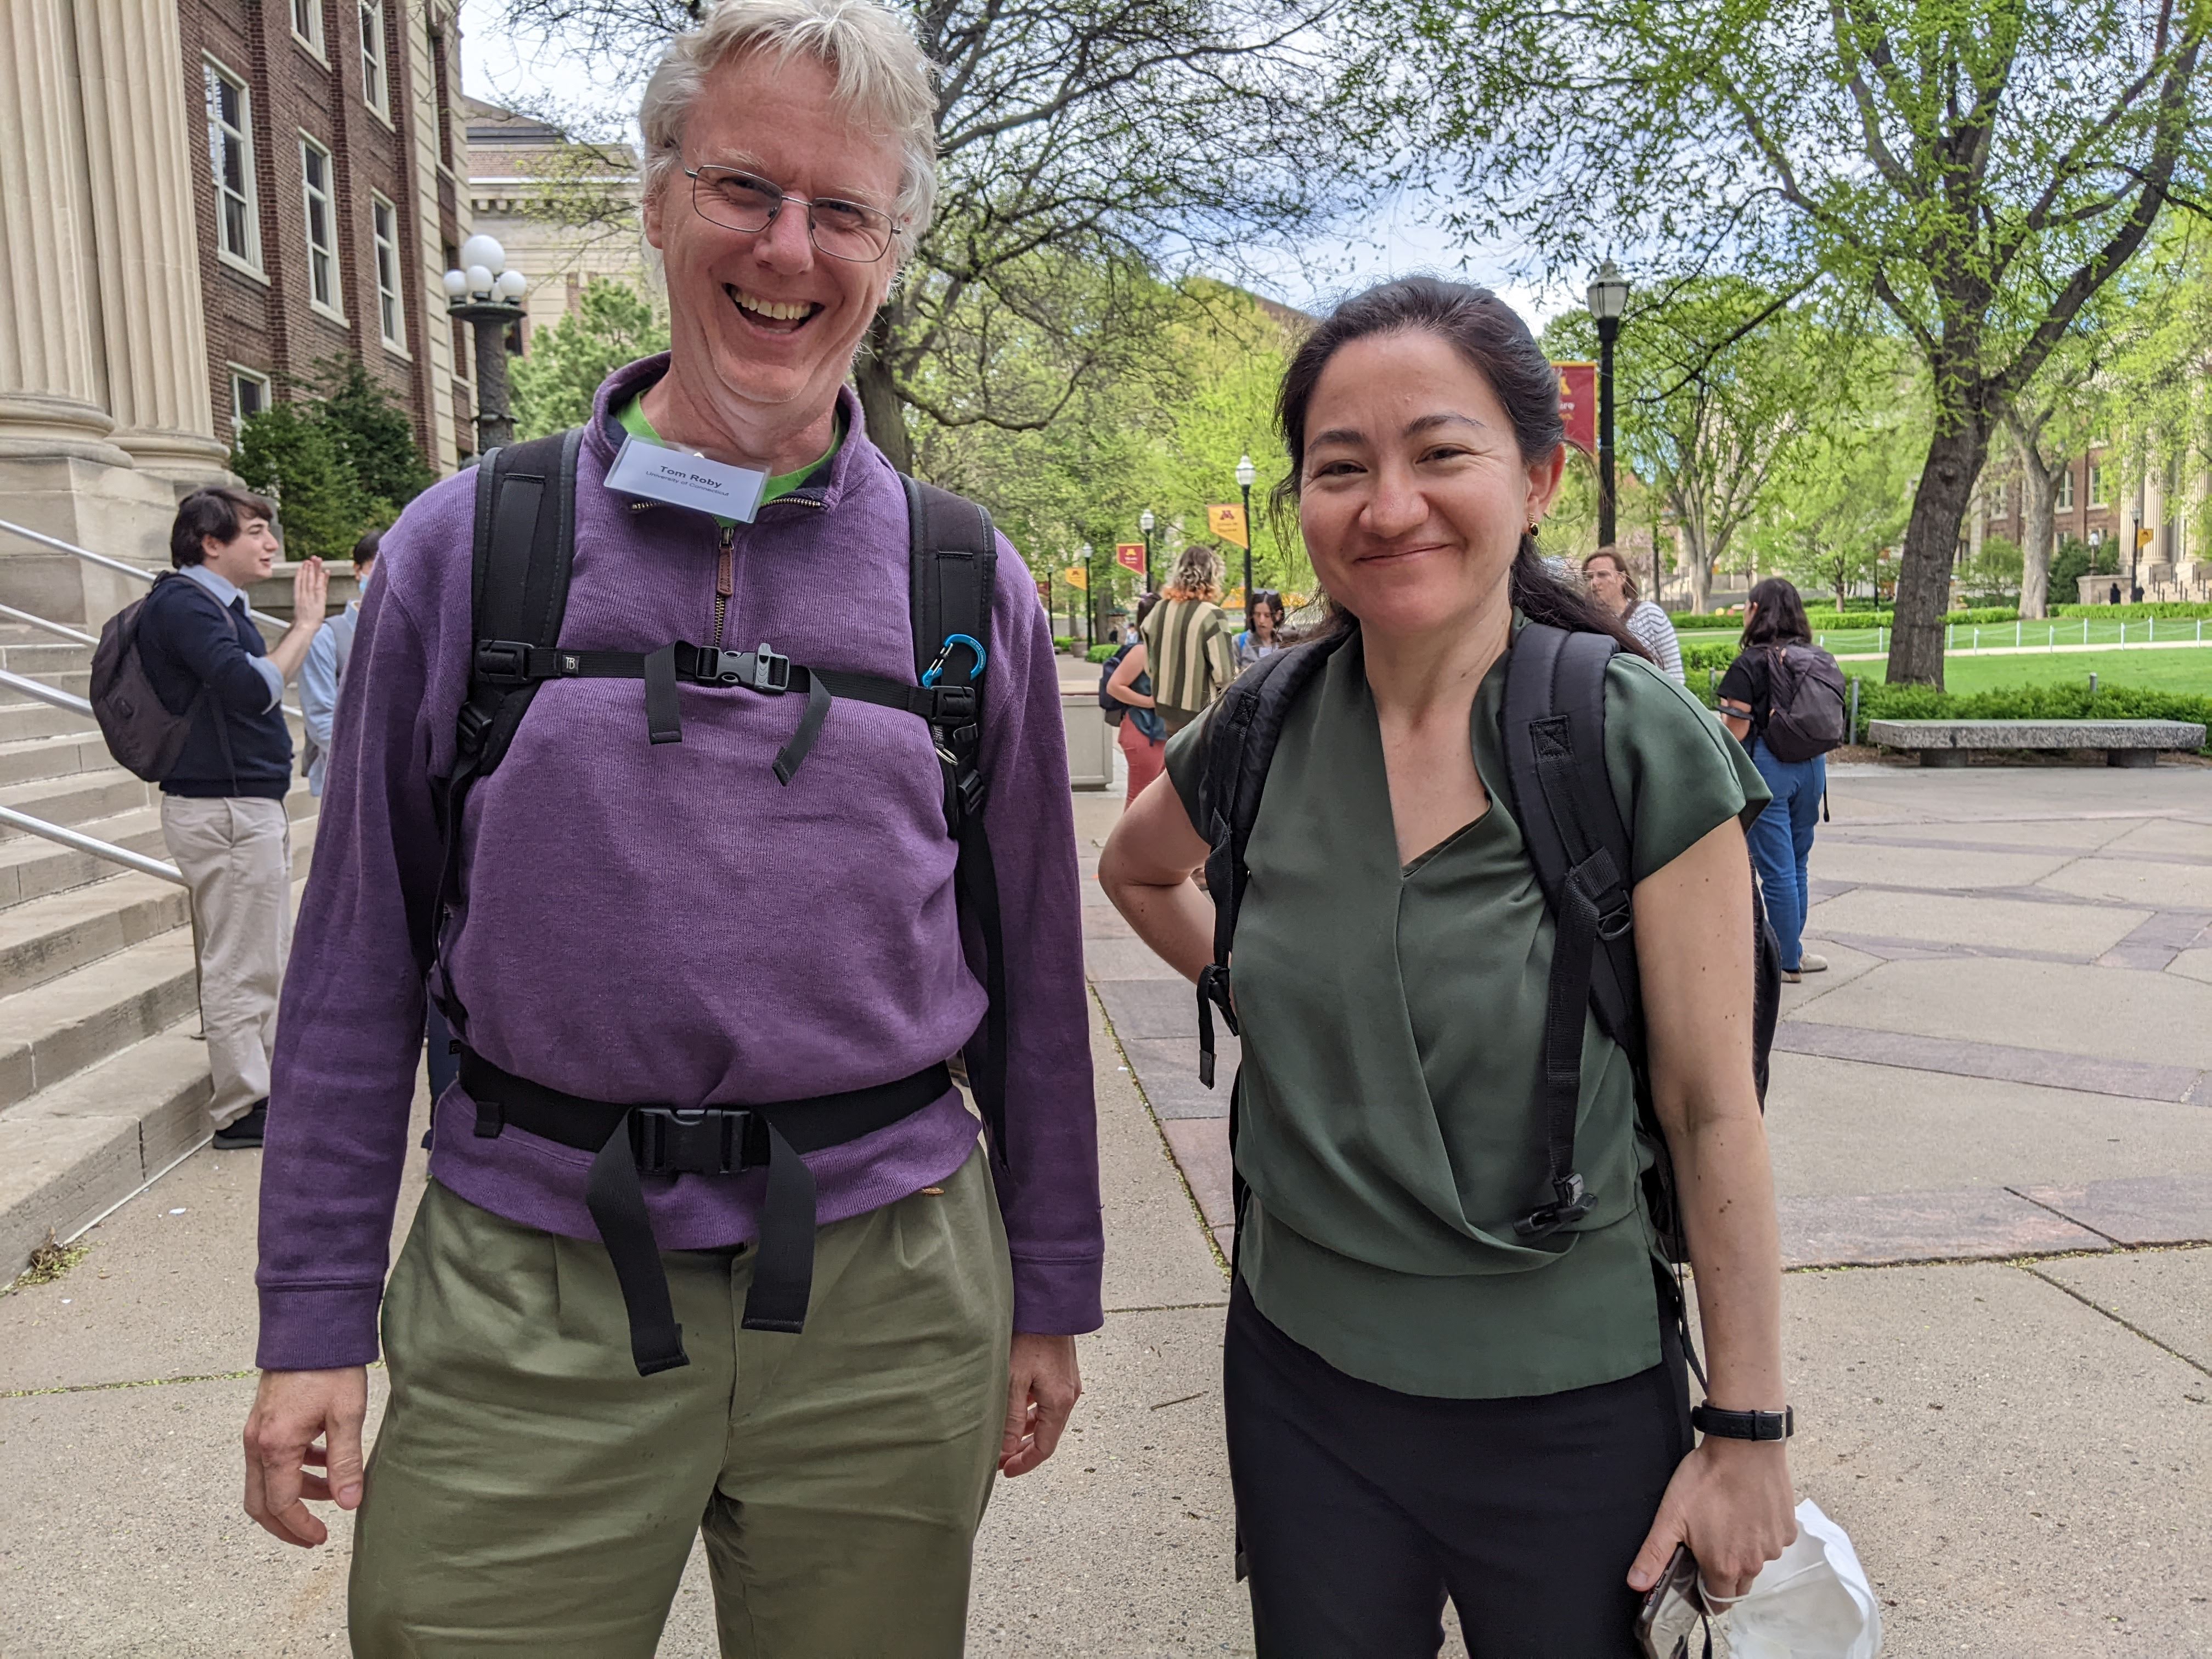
1555, 361, 1596, 453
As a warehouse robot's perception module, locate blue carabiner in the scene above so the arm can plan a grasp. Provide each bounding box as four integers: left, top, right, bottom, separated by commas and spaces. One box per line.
922, 633, 988, 688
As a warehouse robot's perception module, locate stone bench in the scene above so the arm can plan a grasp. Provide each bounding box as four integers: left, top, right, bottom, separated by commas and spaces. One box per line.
1867, 718, 2208, 768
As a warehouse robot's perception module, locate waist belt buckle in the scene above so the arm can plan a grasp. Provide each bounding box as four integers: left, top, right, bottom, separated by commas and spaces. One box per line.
631, 1107, 753, 1177
748, 645, 791, 694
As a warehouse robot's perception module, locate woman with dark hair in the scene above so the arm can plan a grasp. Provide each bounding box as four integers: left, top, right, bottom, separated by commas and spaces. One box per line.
1104, 591, 1171, 803
1099, 276, 1795, 1656
1235, 589, 1288, 667
1585, 547, 1683, 682
1719, 577, 1834, 983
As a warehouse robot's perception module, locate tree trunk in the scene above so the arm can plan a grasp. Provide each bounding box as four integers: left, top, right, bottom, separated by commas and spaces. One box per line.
1887, 420, 1989, 687
2013, 442, 2058, 621
854, 311, 911, 473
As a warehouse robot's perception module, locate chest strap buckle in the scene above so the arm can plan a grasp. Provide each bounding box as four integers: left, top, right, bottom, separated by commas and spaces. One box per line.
631, 1107, 762, 1177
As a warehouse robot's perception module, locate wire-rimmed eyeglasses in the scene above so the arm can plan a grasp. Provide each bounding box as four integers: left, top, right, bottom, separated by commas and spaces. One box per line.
685, 165, 899, 263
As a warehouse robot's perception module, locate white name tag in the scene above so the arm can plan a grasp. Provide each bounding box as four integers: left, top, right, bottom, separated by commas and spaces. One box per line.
604, 432, 769, 522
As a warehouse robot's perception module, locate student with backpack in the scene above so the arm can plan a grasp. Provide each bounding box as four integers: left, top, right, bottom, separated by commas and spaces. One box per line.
239, 5, 1099, 1650
1718, 578, 1848, 984
1099, 277, 1796, 1657
104, 488, 328, 1151
1102, 592, 1170, 803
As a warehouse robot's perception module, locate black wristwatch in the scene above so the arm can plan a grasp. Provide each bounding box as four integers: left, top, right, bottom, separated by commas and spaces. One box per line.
1691, 1404, 1795, 1442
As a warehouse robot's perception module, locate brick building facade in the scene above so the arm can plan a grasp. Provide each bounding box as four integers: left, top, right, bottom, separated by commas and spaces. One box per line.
182, 0, 474, 472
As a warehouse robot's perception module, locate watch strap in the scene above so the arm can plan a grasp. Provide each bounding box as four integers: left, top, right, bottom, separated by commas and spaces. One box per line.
1690, 1403, 1795, 1442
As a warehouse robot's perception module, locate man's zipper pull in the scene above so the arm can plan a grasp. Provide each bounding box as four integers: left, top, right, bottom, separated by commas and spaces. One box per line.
717, 528, 735, 597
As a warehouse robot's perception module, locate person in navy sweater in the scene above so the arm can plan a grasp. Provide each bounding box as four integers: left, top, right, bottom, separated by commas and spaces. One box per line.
140, 487, 327, 1149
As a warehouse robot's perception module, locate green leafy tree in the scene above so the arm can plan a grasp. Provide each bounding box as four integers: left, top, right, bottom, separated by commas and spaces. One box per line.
231, 404, 376, 563
1748, 392, 1920, 610
1391, 0, 2212, 685
308, 357, 435, 516
512, 278, 672, 439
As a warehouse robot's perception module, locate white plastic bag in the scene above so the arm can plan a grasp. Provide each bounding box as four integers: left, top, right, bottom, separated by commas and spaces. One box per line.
1724, 1499, 1882, 1659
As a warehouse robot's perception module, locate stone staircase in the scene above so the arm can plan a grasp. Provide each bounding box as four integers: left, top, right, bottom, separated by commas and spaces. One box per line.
0, 627, 318, 1274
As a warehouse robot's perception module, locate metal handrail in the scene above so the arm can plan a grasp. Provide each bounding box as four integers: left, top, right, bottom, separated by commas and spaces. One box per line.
0, 805, 184, 885
0, 667, 94, 720
0, 515, 291, 633
0, 602, 97, 646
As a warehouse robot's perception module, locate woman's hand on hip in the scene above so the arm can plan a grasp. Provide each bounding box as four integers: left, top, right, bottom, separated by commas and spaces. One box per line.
1628, 1437, 1796, 1601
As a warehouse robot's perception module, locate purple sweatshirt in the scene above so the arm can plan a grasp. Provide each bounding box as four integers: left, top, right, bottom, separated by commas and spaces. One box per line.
255, 357, 1102, 1369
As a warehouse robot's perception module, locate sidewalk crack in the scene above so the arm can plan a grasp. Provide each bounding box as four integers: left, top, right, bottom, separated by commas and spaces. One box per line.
2017, 1265, 2212, 1380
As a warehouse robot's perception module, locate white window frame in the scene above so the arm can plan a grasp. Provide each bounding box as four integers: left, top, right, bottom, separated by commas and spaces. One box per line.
204, 57, 263, 275
300, 134, 346, 321
2087, 462, 2108, 507
360, 0, 390, 120
229, 366, 273, 437
291, 0, 325, 55
2056, 469, 2075, 512
371, 193, 407, 352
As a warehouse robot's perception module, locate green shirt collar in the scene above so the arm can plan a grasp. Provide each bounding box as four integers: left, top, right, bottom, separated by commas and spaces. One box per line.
613, 396, 843, 527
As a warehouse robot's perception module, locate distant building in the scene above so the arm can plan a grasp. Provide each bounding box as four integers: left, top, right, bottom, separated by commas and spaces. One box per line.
464, 95, 648, 344
1973, 443, 2210, 603
0, 0, 474, 621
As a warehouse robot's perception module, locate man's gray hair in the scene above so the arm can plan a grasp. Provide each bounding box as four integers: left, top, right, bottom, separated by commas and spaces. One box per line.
639, 0, 940, 245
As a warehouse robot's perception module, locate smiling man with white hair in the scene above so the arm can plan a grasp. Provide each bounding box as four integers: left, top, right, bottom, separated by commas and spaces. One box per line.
238, 3, 1101, 1652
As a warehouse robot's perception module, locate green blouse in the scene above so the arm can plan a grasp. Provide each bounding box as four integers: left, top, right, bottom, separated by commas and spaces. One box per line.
1165, 626, 1769, 1398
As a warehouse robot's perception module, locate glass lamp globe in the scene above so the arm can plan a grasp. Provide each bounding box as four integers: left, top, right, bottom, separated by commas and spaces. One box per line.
459, 234, 506, 276
465, 264, 495, 298
441, 269, 467, 298
1235, 454, 1256, 489
494, 269, 529, 302
1139, 508, 1154, 533
1586, 259, 1630, 322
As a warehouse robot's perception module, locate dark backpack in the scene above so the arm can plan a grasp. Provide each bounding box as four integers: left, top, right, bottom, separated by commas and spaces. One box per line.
1192, 622, 1781, 1273
1098, 642, 1131, 722
424, 428, 1011, 1156
1760, 642, 1847, 763
90, 574, 207, 783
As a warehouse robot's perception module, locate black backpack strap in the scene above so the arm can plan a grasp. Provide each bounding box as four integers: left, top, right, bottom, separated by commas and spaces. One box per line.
901, 475, 1008, 1165
428, 428, 584, 1021
1500, 623, 1638, 1241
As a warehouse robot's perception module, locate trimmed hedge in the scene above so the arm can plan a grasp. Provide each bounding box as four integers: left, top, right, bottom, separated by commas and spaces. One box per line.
1682, 672, 2210, 752
2050, 601, 2212, 621
1671, 606, 2020, 631
1085, 642, 1120, 663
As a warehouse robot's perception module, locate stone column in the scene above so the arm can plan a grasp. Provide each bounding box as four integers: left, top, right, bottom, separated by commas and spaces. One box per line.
0, 0, 123, 467
72, 0, 230, 483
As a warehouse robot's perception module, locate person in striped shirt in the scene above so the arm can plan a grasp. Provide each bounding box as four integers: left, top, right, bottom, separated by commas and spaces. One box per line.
1583, 546, 1684, 682
1139, 545, 1243, 731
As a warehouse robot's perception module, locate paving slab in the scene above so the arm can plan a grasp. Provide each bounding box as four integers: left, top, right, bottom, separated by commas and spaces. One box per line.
2032, 1246, 2212, 1373
1800, 840, 2074, 891
1777, 1186, 2108, 1267
2105, 818, 2212, 861
2017, 1174, 2212, 1249
1159, 1119, 1235, 1233
1118, 1040, 1234, 1120
2171, 947, 2212, 986
1086, 936, 1186, 982
1781, 1262, 2212, 1657
1096, 978, 1206, 1043
1773, 939, 1884, 1009
0, 1370, 388, 1658
1762, 1054, 2212, 1199
1782, 956, 2212, 1070
2037, 855, 2212, 911
0, 1113, 139, 1276
1772, 1019, 2205, 1103
968, 1305, 1250, 1657
1824, 817, 2149, 853
1801, 887, 2149, 958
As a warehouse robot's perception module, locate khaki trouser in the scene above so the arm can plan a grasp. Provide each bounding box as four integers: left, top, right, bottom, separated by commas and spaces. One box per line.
160, 794, 291, 1130
351, 1143, 1015, 1658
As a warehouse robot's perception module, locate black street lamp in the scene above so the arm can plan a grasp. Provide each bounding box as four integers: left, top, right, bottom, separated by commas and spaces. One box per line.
1139, 507, 1155, 592
1078, 543, 1093, 646
1585, 259, 1630, 548
1235, 453, 1257, 622
443, 234, 530, 453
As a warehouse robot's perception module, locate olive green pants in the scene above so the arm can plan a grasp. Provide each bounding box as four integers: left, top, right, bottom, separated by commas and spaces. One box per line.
350, 1146, 1013, 1658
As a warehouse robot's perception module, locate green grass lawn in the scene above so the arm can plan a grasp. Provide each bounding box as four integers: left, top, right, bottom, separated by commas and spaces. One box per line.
1833, 647, 2212, 696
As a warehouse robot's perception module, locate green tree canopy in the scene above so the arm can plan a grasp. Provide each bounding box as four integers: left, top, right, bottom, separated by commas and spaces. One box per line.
230, 360, 431, 562
511, 278, 672, 439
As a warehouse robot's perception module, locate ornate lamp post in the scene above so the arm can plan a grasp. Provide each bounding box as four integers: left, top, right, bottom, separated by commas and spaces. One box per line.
1585, 259, 1630, 548
1139, 506, 1155, 592
1078, 543, 1093, 646
1235, 453, 1257, 622
443, 233, 530, 453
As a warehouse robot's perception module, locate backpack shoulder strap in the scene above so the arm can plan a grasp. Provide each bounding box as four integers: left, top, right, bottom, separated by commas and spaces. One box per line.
1499, 622, 1639, 1240
427, 428, 582, 1014
1193, 633, 1346, 1087
900, 475, 1011, 1163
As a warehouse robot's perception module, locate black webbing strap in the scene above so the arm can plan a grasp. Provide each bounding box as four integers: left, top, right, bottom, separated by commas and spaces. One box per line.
903, 476, 1010, 1164
460, 1048, 953, 1374
643, 644, 681, 744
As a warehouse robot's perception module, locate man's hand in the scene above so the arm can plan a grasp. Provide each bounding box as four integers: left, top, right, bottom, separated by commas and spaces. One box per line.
292, 556, 330, 627
243, 1366, 368, 1548
1000, 1333, 1081, 1478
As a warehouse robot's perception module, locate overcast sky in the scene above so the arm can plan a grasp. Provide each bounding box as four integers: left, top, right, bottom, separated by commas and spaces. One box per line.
456, 0, 1570, 325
